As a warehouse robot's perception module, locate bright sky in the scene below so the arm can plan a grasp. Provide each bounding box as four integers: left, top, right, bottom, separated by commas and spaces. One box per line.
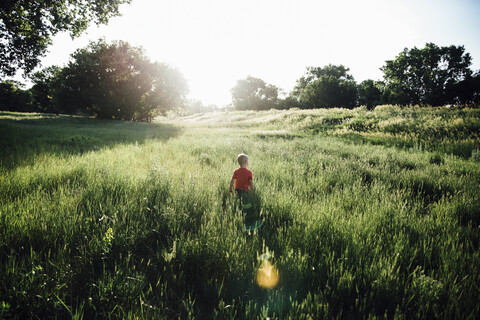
29, 0, 480, 106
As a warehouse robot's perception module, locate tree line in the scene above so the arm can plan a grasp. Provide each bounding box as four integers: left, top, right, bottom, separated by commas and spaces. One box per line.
2, 42, 479, 119
0, 39, 188, 121
1, 1, 480, 118
232, 43, 480, 111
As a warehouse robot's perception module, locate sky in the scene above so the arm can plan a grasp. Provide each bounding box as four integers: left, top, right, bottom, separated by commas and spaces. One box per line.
17, 0, 480, 106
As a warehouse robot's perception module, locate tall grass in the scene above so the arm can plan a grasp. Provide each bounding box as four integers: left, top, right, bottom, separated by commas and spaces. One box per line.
1, 107, 479, 319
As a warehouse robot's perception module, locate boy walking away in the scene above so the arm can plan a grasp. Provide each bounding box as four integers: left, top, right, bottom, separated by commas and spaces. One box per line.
229, 153, 263, 232
229, 153, 254, 196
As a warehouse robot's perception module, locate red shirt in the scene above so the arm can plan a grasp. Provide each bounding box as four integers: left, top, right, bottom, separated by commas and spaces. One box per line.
232, 167, 253, 191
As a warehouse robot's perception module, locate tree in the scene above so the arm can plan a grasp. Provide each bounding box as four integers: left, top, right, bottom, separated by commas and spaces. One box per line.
381, 43, 473, 106
276, 96, 302, 110
0, 0, 131, 77
185, 99, 217, 115
52, 40, 188, 121
357, 80, 384, 110
30, 66, 62, 113
0, 80, 33, 112
445, 70, 480, 106
292, 64, 357, 109
231, 76, 279, 110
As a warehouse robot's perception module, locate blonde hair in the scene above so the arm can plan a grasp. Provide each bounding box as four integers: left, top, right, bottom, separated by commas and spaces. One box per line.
237, 153, 249, 166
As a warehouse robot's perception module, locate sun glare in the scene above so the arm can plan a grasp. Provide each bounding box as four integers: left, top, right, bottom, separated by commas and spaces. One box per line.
256, 257, 280, 289
35, 0, 480, 107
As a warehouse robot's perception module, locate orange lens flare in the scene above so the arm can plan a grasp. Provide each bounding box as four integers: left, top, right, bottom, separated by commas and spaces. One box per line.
256, 259, 280, 289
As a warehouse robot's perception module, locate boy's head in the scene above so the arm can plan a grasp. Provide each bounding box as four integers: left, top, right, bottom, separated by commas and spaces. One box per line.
237, 153, 249, 167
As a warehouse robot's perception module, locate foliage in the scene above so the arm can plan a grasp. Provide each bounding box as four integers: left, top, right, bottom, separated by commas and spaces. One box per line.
0, 0, 131, 77
276, 95, 302, 110
292, 64, 357, 109
0, 80, 33, 112
231, 76, 280, 110
445, 70, 480, 105
472, 149, 480, 163
52, 39, 188, 121
382, 43, 474, 106
429, 154, 444, 165
29, 66, 62, 113
184, 99, 217, 115
1, 107, 479, 318
357, 79, 384, 110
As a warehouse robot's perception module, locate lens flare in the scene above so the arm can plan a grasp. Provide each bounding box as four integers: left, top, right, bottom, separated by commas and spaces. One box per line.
256, 259, 280, 289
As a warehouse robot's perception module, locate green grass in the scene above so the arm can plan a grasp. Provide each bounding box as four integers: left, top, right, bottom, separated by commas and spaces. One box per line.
1, 107, 480, 319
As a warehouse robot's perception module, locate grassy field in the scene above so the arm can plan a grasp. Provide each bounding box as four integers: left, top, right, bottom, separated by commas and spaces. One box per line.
1, 106, 480, 319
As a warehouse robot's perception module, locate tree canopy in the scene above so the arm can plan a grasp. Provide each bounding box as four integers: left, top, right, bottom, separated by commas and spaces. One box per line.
357, 80, 384, 110
30, 66, 61, 113
52, 40, 188, 121
231, 76, 279, 110
0, 80, 33, 111
292, 64, 357, 109
381, 43, 473, 106
0, 0, 131, 77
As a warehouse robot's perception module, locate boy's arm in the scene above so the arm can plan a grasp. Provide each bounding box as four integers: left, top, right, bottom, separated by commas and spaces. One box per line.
229, 179, 235, 194
249, 179, 255, 192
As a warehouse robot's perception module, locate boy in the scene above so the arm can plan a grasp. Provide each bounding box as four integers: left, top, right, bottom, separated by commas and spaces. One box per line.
229, 153, 254, 196
230, 153, 263, 232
